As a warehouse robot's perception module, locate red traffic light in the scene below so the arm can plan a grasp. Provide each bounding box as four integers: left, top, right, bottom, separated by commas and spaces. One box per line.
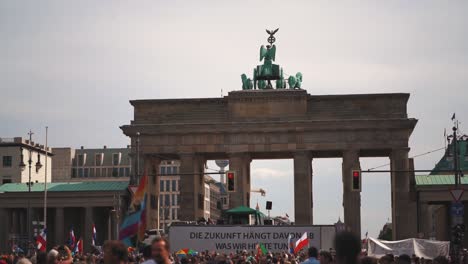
227, 171, 235, 192
351, 170, 361, 192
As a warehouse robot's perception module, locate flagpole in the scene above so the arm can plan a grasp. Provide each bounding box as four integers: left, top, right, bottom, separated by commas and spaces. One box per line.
43, 126, 48, 230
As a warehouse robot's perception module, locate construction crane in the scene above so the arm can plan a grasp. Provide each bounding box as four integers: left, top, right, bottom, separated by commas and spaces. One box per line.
251, 188, 266, 196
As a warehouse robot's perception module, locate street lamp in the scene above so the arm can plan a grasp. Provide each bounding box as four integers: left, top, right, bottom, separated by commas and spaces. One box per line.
23, 130, 42, 247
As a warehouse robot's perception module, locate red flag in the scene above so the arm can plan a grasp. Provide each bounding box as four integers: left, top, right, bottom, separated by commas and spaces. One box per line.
294, 232, 308, 254
36, 228, 47, 252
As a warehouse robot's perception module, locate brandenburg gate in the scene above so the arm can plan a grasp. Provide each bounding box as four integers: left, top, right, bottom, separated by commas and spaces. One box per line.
120, 30, 418, 239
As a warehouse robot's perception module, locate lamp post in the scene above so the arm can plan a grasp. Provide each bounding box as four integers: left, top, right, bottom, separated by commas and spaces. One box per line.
19, 130, 42, 246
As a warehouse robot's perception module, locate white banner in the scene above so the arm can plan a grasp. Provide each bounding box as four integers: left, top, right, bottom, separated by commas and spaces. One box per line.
169, 225, 332, 253
367, 237, 450, 259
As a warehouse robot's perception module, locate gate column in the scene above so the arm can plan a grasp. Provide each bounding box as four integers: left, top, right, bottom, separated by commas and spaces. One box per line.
391, 148, 417, 239
228, 153, 251, 208
342, 149, 361, 236
179, 154, 205, 221
144, 156, 160, 229
294, 151, 313, 224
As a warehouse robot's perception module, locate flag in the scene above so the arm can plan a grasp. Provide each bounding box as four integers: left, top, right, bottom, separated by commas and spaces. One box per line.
68, 226, 76, 249
285, 213, 289, 218
137, 194, 147, 242
130, 172, 148, 210
120, 198, 147, 246
287, 234, 294, 254
74, 238, 83, 255
120, 171, 148, 246
36, 228, 47, 252
255, 243, 268, 261
294, 232, 308, 254
452, 113, 456, 120
92, 224, 97, 246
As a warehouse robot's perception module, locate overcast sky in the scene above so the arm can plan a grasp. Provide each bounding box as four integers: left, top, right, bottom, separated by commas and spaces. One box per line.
1, 1, 468, 238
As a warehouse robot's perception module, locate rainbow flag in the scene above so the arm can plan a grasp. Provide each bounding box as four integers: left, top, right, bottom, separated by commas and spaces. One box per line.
131, 173, 148, 209
120, 171, 148, 247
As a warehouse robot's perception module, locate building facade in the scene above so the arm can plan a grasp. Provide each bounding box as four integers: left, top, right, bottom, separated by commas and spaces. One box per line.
0, 137, 52, 184
416, 137, 468, 246
0, 181, 128, 253
157, 161, 181, 229
121, 90, 417, 239
149, 160, 222, 229
52, 146, 132, 182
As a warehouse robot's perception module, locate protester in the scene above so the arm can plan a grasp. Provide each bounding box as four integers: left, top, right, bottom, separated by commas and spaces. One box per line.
103, 240, 129, 264
334, 231, 361, 264
319, 251, 333, 264
152, 237, 172, 264
300, 247, 319, 264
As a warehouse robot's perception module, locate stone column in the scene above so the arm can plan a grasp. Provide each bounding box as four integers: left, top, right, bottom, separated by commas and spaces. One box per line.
179, 154, 205, 221
419, 203, 432, 238
19, 209, 25, 235
0, 208, 9, 252
391, 148, 417, 239
12, 209, 18, 234
144, 156, 160, 229
55, 207, 64, 244
110, 208, 118, 240
83, 207, 93, 252
228, 153, 251, 208
342, 149, 361, 236
294, 151, 313, 225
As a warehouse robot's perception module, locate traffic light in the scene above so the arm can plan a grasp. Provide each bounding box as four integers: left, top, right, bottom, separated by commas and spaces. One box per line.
351, 170, 361, 192
227, 171, 235, 192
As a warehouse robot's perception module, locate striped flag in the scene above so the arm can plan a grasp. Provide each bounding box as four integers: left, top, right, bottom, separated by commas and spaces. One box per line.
74, 238, 83, 255
255, 243, 268, 262
36, 228, 47, 252
294, 232, 308, 254
92, 224, 97, 246
287, 234, 294, 254
68, 226, 76, 249
119, 171, 148, 247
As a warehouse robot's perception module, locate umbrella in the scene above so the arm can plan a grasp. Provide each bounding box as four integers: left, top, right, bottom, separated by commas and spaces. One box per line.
176, 249, 187, 258
187, 249, 198, 256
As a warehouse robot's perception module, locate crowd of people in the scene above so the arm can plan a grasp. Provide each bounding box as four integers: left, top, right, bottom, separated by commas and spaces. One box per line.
0, 232, 456, 264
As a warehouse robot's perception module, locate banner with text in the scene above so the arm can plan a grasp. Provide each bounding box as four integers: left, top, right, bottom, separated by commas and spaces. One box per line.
169, 226, 327, 253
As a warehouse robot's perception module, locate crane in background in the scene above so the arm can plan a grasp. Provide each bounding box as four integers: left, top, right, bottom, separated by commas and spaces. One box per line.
251, 188, 266, 196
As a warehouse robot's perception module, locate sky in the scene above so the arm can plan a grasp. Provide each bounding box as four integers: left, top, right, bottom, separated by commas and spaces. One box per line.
1, 1, 468, 238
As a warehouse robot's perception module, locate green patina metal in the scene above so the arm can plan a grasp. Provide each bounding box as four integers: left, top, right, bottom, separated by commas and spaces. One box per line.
0, 181, 128, 192
416, 139, 468, 186
430, 140, 468, 175
241, 29, 303, 90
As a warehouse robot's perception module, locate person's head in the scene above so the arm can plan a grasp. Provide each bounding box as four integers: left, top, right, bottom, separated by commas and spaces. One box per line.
103, 240, 128, 264
334, 231, 361, 264
320, 251, 333, 264
47, 249, 59, 264
398, 255, 411, 264
308, 247, 318, 259
17, 259, 32, 264
151, 236, 170, 264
